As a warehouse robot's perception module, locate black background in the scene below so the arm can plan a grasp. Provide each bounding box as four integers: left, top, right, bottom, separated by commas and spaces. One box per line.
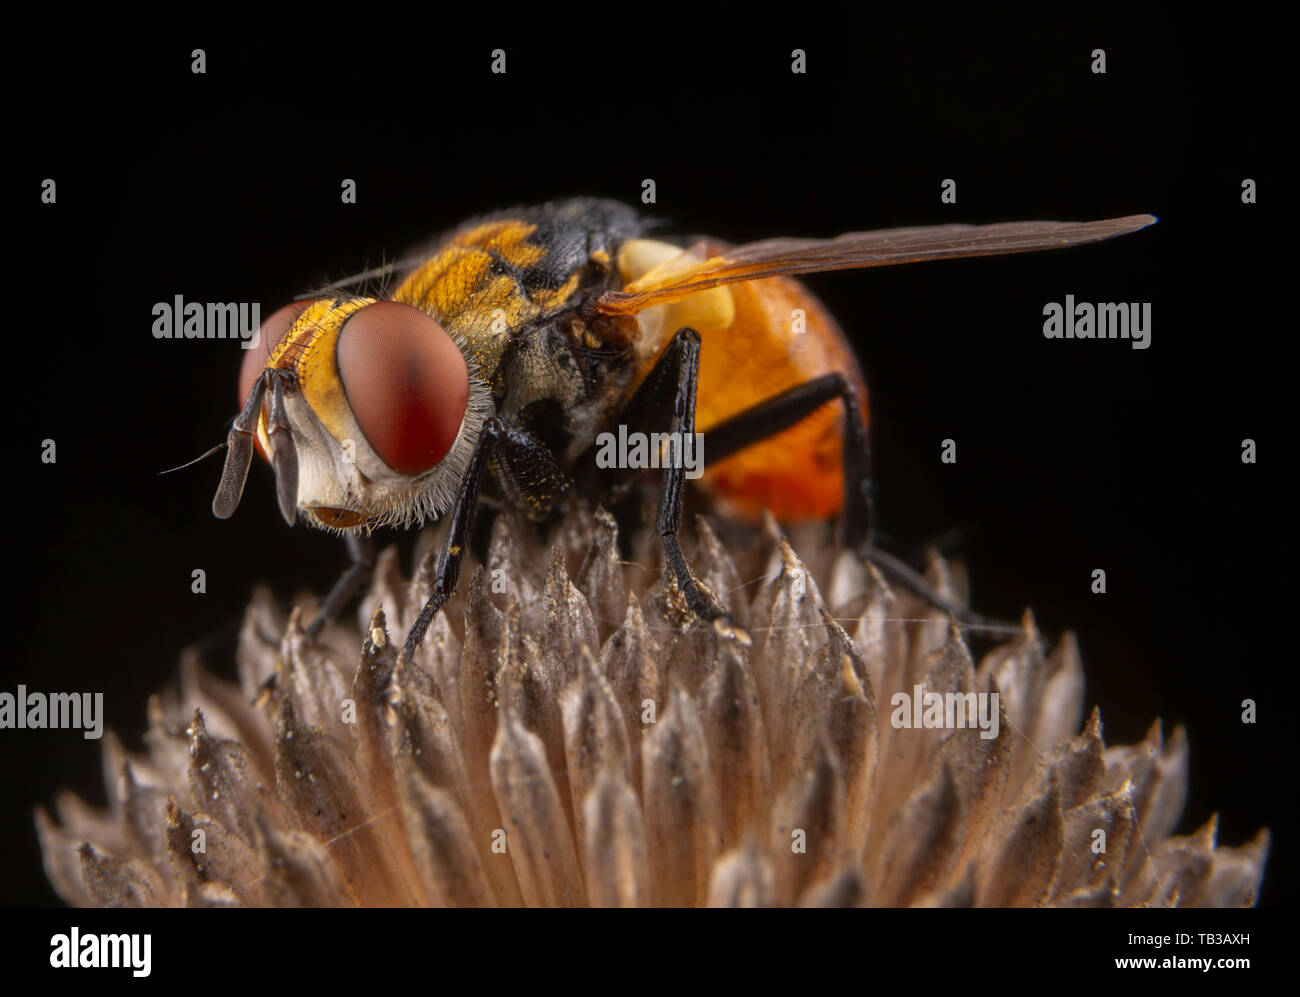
8, 9, 1288, 908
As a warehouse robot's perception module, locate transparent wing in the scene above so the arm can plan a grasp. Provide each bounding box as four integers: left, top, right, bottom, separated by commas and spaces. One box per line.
595, 214, 1156, 315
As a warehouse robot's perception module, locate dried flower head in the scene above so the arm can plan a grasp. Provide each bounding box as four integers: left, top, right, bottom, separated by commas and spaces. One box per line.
36, 506, 1268, 906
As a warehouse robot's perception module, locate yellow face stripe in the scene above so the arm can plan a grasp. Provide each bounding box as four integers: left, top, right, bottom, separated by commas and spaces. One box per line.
263, 297, 373, 446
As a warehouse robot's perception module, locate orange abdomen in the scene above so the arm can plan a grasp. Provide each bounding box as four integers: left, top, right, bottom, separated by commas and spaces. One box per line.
694, 275, 868, 521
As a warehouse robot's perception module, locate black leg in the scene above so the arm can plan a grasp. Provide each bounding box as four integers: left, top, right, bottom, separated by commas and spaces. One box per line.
401, 417, 505, 661
402, 417, 576, 659
695, 375, 1012, 634
306, 532, 377, 637
490, 421, 570, 521
617, 328, 744, 639
700, 372, 873, 551
857, 546, 1013, 636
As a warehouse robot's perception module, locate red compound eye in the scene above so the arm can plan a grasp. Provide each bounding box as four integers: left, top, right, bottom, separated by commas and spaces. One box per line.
336, 301, 469, 475
239, 300, 310, 406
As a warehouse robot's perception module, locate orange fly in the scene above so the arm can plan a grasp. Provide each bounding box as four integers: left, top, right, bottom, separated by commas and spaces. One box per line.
212, 199, 1154, 657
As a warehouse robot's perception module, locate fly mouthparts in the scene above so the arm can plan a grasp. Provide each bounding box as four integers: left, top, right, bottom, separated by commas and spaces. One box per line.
275, 464, 298, 526
265, 376, 300, 527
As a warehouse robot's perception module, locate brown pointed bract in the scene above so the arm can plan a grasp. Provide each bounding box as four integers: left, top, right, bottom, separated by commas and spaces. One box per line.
36, 506, 1269, 906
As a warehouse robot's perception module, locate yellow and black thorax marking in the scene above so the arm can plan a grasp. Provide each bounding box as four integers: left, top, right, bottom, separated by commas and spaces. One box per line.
395, 220, 581, 329
391, 200, 642, 379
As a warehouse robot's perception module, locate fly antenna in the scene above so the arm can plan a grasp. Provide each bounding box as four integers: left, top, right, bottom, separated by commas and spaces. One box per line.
213, 372, 271, 519
159, 442, 226, 475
